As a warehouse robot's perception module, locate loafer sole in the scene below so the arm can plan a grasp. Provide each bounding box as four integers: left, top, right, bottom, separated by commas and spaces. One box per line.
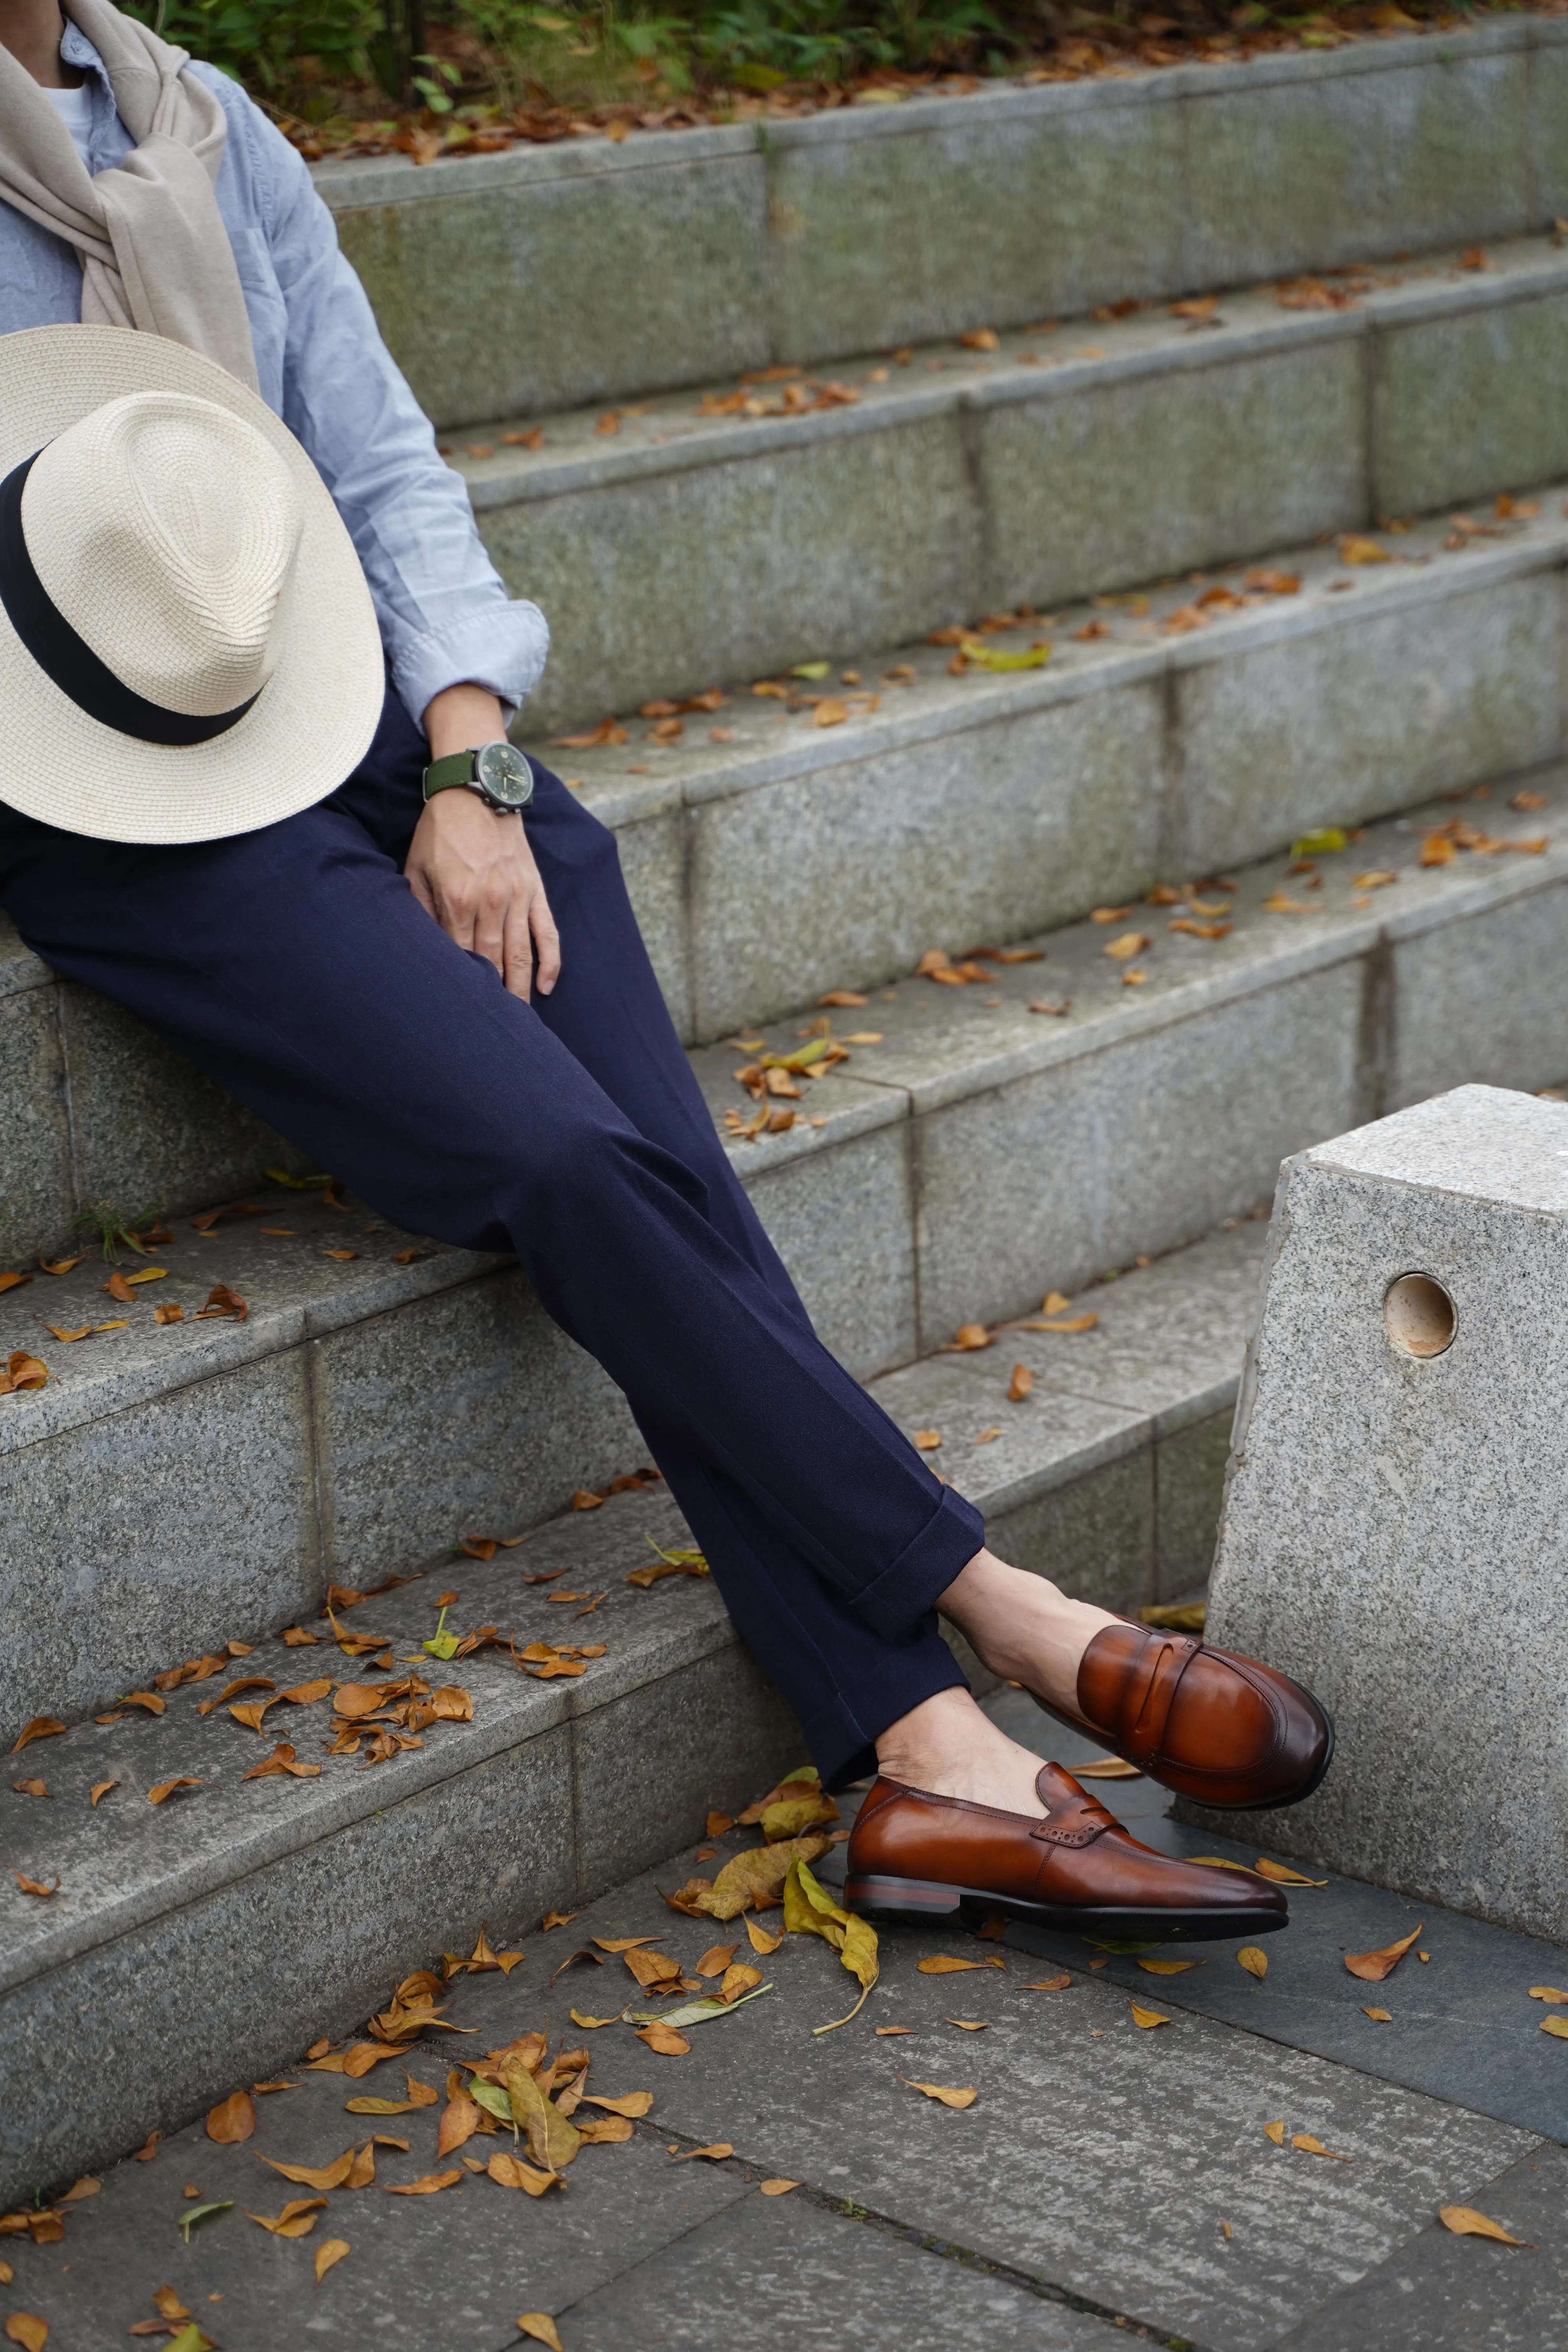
844, 1871, 1288, 1942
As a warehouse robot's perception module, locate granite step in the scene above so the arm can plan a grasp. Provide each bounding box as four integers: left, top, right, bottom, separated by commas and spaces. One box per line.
4, 775, 1565, 1742
315, 15, 1568, 433
6, 494, 1567, 1289
448, 231, 1568, 731
0, 1221, 1269, 2206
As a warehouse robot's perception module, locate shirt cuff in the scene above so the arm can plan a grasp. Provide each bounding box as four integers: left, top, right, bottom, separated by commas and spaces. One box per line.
388, 602, 550, 735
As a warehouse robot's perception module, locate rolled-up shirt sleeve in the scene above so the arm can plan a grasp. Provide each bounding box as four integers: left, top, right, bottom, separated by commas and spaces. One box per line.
249, 111, 548, 729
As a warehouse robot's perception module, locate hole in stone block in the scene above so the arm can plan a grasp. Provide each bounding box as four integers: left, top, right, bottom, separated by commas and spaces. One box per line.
1384, 1272, 1456, 1360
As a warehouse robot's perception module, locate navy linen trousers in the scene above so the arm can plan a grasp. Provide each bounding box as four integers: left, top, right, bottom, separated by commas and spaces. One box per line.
0, 690, 981, 1784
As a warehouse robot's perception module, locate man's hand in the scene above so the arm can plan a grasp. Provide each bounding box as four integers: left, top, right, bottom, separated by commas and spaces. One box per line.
407, 685, 560, 1001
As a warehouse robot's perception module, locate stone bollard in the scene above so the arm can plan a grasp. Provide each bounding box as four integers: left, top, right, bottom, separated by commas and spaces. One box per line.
1196, 1083, 1568, 1941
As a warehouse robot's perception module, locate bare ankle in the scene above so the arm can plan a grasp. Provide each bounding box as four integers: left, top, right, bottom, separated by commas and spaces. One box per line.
937, 1547, 1117, 1713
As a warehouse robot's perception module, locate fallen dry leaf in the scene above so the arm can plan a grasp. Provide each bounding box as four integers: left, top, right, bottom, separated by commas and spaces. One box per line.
258, 2147, 359, 2192
945, 2018, 988, 2031
516, 2319, 563, 2352
745, 1916, 783, 1955
245, 2195, 325, 2238
1293, 2134, 1350, 2161
12, 1871, 58, 1898
384, 2169, 464, 2196
917, 1956, 1004, 1975
575, 2114, 633, 2145
1104, 931, 1150, 961
1264, 2120, 1286, 2144
1237, 1947, 1269, 1981
1023, 1975, 1072, 1991
11, 1780, 46, 1798
1340, 534, 1393, 564
1345, 1923, 1422, 1982
1541, 2016, 1568, 2041
897, 2077, 977, 2109
581, 2091, 653, 2119
1254, 1860, 1327, 1887
912, 1429, 942, 1451
1138, 1958, 1199, 1975
670, 2143, 733, 2163
488, 2152, 562, 2196
1529, 1986, 1568, 2004
147, 1778, 203, 1805
315, 2237, 350, 2283
1130, 2004, 1171, 2029
1007, 1363, 1033, 1402
696, 1943, 737, 1977
9, 1718, 65, 1754
1074, 1758, 1142, 1779
206, 2092, 255, 2144
1438, 2205, 1531, 2245
1361, 2007, 1392, 2022
759, 2178, 799, 2196
636, 2023, 691, 2056
4, 2317, 48, 2350
89, 1780, 118, 1806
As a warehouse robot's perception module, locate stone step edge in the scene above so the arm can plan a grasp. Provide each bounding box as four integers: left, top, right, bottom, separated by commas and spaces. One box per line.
2, 776, 1561, 1459
529, 495, 1568, 835
0, 1221, 1254, 2000
311, 15, 1563, 214
451, 231, 1568, 509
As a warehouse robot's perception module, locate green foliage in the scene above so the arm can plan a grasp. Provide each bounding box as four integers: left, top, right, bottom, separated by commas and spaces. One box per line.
69, 1198, 165, 1262
121, 0, 385, 90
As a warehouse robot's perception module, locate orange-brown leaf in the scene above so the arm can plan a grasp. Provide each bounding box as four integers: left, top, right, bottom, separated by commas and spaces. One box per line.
206, 2092, 255, 2144
1345, 1922, 1423, 1982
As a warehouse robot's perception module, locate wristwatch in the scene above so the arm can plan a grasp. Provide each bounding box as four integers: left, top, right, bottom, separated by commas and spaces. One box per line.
422, 740, 535, 814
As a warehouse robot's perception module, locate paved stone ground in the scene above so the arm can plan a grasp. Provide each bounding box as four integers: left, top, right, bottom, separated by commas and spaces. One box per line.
9, 1698, 1566, 2352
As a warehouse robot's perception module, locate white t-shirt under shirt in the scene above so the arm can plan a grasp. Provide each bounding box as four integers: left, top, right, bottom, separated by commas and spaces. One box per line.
44, 82, 94, 169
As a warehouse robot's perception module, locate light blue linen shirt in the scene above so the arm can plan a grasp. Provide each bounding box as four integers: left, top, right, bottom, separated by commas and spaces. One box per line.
0, 20, 548, 730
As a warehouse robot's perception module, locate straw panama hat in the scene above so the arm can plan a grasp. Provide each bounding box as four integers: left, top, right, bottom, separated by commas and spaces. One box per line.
0, 323, 384, 843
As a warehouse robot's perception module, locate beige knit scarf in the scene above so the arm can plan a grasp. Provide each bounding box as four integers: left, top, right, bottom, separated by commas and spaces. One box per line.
0, 0, 258, 389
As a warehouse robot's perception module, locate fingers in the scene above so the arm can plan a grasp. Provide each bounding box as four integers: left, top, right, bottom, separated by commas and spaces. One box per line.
502, 891, 535, 1002
531, 882, 562, 996
472, 875, 508, 984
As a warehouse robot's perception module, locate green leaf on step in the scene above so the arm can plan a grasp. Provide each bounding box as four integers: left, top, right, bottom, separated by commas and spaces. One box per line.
167, 2329, 216, 2352
262, 1167, 333, 1188
789, 661, 831, 679
622, 1985, 773, 2029
176, 2200, 232, 2242
960, 638, 1051, 672
784, 1859, 880, 2034
467, 2078, 514, 2125
1290, 829, 1347, 857
423, 1604, 461, 1661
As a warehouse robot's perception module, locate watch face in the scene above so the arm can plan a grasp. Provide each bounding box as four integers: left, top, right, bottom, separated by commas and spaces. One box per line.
475, 741, 535, 810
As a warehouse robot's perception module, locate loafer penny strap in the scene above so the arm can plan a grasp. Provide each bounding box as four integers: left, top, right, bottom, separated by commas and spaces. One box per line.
1029, 1785, 1116, 1849
1119, 1633, 1200, 1770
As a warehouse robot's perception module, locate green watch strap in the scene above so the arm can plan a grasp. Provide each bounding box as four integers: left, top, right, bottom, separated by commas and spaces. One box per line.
422, 750, 481, 797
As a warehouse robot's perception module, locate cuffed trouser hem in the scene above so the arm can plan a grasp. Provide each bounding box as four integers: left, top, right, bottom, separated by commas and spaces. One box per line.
798, 1627, 969, 1790
857, 1482, 987, 1643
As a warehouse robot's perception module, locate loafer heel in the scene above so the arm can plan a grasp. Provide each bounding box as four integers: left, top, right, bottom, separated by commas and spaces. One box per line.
844, 1873, 964, 1921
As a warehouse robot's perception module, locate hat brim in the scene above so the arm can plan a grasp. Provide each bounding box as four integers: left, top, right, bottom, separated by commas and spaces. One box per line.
0, 325, 386, 844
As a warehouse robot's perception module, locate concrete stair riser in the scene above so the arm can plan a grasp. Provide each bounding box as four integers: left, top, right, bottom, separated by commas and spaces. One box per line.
0, 1227, 1269, 2203
2, 512, 1563, 1278
5, 791, 1566, 1741
454, 238, 1568, 730
317, 20, 1568, 432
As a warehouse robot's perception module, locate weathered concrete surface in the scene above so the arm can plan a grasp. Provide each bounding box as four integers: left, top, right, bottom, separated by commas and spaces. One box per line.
1203, 1085, 1568, 1940
316, 20, 1568, 428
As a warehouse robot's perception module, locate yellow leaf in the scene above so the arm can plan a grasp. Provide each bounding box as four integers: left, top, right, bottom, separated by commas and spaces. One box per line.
745, 1916, 783, 1955
314, 2238, 350, 2283
244, 2196, 325, 2237
504, 2053, 580, 2173
384, 2169, 465, 2196
759, 2178, 799, 2196
783, 1858, 879, 2032
945, 2018, 988, 2031
916, 1955, 1004, 1975
636, 2022, 691, 2056
1339, 534, 1393, 563
1345, 1922, 1422, 1981
1237, 1947, 1268, 1980
1528, 1986, 1568, 2004
670, 2143, 733, 2163
897, 2077, 977, 2109
580, 2092, 653, 2118
1263, 2120, 1286, 2145
1541, 2016, 1568, 2040
487, 2152, 562, 2197
147, 1777, 203, 1805
912, 1429, 942, 1450
1129, 2004, 1170, 2029
760, 1790, 840, 1842
1438, 2205, 1532, 2245
1254, 1859, 1327, 1887
1292, 2134, 1350, 2161
258, 2148, 356, 2192
517, 2319, 564, 2351
205, 2091, 255, 2143
1074, 1758, 1142, 1779
1361, 2008, 1392, 2022
4, 2316, 48, 2351
575, 2115, 633, 2144
1104, 931, 1149, 961
1138, 1957, 1199, 1975
569, 2010, 621, 2030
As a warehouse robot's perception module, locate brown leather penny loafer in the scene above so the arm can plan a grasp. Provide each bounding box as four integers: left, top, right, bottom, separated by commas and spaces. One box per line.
1029, 1619, 1334, 1811
845, 1761, 1289, 1941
